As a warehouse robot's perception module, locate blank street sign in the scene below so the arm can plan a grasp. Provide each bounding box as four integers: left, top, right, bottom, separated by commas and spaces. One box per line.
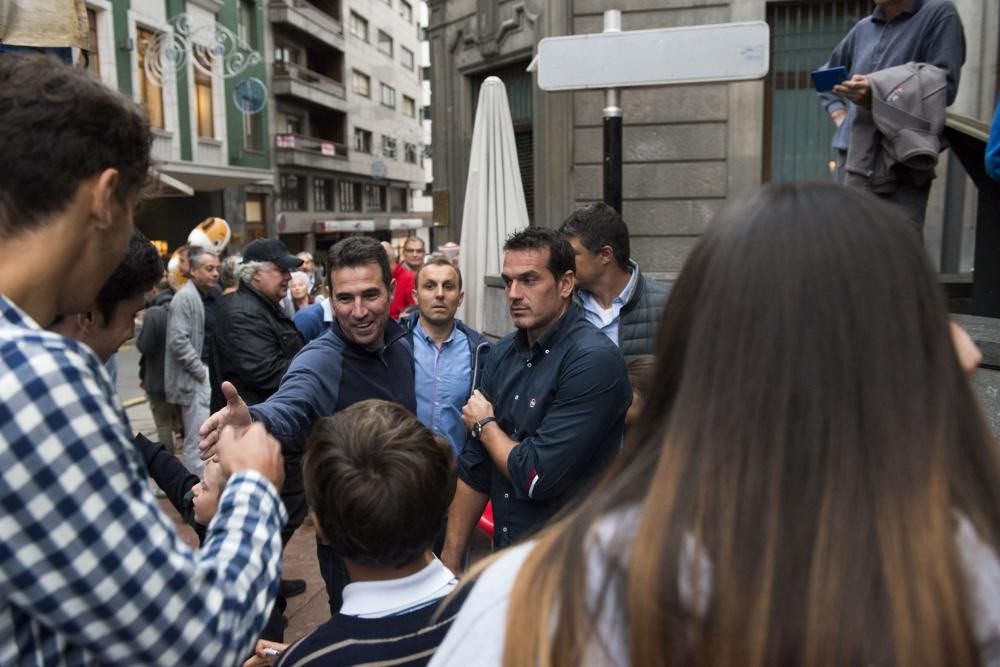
535, 21, 770, 91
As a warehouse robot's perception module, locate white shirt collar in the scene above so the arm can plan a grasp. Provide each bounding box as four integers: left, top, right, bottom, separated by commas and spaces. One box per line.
616, 264, 639, 306
580, 264, 638, 316
339, 558, 457, 618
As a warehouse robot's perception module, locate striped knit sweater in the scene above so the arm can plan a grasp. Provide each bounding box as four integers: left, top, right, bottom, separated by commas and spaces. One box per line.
274, 588, 469, 666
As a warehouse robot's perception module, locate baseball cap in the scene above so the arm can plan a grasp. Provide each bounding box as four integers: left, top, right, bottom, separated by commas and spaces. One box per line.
243, 238, 304, 270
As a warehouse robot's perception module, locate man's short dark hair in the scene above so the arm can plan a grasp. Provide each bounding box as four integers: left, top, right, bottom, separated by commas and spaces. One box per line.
0, 54, 152, 238
415, 256, 462, 290
558, 203, 631, 271
503, 227, 576, 281
327, 236, 393, 290
304, 400, 457, 568
95, 230, 164, 322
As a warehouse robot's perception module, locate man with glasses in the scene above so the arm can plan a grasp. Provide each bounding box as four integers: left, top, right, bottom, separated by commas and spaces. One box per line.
402, 235, 426, 273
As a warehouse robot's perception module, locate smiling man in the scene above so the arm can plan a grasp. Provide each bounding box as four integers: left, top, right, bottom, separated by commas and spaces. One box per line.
199, 235, 416, 615
439, 228, 631, 573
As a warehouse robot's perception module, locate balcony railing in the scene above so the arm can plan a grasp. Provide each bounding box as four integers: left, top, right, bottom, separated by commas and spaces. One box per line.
272, 62, 346, 108
198, 139, 225, 166
275, 133, 348, 170
269, 0, 343, 44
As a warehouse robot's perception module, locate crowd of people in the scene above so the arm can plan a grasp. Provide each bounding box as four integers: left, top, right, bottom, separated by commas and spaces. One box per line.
4, 0, 1000, 663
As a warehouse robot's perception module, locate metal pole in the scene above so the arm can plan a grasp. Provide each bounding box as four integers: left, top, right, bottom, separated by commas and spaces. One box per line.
939, 151, 966, 274
602, 10, 623, 213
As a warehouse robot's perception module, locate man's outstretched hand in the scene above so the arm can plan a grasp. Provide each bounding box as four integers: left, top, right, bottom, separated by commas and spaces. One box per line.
199, 381, 252, 461
215, 423, 284, 493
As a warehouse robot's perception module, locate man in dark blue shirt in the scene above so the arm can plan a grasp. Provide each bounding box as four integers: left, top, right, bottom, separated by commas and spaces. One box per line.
440, 228, 631, 572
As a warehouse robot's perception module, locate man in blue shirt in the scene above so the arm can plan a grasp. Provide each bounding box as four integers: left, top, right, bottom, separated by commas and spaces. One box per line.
402, 257, 489, 455
559, 203, 670, 362
818, 0, 965, 229
439, 228, 631, 573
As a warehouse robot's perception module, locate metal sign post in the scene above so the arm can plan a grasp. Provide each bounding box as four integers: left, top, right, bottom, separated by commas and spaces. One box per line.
602, 11, 623, 212
531, 17, 770, 212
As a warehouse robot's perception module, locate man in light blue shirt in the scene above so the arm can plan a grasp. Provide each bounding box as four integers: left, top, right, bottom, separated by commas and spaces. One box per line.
403, 258, 489, 454
560, 203, 670, 361
577, 259, 639, 346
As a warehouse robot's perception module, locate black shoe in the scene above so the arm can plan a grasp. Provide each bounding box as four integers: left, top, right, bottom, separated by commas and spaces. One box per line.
280, 578, 307, 598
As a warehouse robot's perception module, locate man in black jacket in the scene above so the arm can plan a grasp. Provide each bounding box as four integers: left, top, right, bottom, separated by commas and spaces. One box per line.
559, 203, 670, 361
210, 238, 306, 640
212, 239, 305, 409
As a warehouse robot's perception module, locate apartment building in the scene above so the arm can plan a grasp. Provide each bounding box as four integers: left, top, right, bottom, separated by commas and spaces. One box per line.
80, 0, 275, 251
268, 0, 428, 255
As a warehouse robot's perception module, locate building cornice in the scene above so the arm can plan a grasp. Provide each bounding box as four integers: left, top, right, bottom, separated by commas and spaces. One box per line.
186, 0, 225, 14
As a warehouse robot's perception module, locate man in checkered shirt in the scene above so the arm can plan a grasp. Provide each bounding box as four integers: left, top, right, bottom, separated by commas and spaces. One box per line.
0, 54, 288, 665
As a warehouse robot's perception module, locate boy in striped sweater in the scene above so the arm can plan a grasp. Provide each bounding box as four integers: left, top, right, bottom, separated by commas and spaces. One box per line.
247, 399, 465, 666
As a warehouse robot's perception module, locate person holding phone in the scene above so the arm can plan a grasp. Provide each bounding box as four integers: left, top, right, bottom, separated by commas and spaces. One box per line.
817, 0, 965, 226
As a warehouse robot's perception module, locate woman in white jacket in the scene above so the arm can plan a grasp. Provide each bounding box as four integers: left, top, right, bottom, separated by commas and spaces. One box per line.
432, 182, 1000, 667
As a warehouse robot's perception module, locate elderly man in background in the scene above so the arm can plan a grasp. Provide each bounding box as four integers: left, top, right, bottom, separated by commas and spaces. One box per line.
166, 245, 220, 474
211, 237, 306, 639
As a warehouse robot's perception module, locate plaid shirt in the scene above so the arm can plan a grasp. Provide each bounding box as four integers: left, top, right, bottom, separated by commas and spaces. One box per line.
0, 295, 287, 666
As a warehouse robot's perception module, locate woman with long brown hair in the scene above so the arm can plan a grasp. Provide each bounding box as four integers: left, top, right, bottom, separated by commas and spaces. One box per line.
430, 183, 1000, 667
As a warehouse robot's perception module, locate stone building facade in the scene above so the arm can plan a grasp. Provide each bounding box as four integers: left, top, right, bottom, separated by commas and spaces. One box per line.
427, 0, 999, 277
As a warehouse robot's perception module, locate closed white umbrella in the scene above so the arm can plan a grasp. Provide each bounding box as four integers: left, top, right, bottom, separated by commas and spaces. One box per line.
458, 76, 530, 330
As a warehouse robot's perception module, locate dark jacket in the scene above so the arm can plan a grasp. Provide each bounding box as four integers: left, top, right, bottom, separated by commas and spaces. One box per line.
573, 261, 671, 362
136, 304, 169, 399
211, 281, 305, 412
459, 308, 630, 547
293, 300, 330, 344
846, 62, 949, 192
249, 318, 416, 495
400, 310, 491, 396
133, 433, 206, 543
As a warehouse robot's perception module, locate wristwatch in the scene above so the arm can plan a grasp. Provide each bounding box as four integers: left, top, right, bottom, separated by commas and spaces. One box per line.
471, 416, 497, 439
